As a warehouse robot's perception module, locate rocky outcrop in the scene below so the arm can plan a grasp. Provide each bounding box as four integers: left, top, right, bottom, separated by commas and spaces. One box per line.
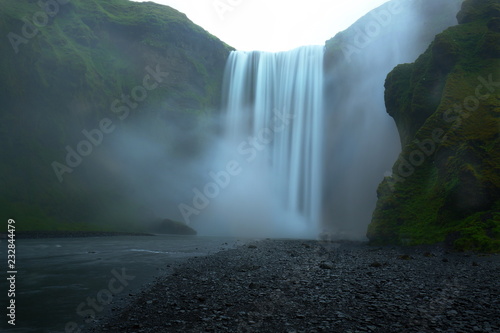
321, 0, 463, 236
456, 0, 500, 23
368, 0, 500, 252
148, 218, 197, 235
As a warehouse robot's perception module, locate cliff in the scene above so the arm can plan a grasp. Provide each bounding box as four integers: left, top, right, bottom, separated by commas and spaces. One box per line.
321, 0, 464, 237
0, 0, 232, 231
368, 0, 500, 252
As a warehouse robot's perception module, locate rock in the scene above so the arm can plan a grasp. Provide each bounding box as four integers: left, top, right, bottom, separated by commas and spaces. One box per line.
88, 239, 500, 333
457, 0, 500, 24
148, 219, 197, 235
367, 0, 500, 253
319, 262, 334, 269
248, 282, 259, 289
398, 255, 413, 260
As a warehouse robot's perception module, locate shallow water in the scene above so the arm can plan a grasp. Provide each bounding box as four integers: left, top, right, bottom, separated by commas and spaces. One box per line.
0, 235, 247, 332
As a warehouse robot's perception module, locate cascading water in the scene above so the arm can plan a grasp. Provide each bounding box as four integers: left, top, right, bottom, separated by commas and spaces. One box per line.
186, 1, 464, 240
197, 46, 324, 238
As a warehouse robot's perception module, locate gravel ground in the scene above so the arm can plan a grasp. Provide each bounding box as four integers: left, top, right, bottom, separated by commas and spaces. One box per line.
86, 239, 500, 333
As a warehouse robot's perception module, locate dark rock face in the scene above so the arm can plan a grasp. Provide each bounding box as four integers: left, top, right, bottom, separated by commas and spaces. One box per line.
321, 0, 463, 235
368, 0, 500, 252
0, 0, 232, 231
456, 0, 500, 24
148, 219, 197, 235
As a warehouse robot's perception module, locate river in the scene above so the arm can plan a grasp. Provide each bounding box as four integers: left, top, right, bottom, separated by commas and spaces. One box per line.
0, 234, 248, 332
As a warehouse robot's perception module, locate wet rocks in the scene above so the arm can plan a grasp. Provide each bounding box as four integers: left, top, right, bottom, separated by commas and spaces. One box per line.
397, 254, 413, 260
318, 262, 334, 269
86, 240, 500, 333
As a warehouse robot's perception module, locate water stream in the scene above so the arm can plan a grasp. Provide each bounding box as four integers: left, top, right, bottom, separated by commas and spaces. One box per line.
198, 46, 325, 238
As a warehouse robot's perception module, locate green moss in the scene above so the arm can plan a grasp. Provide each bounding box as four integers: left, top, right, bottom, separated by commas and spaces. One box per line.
368, 0, 500, 252
453, 209, 500, 252
0, 0, 232, 232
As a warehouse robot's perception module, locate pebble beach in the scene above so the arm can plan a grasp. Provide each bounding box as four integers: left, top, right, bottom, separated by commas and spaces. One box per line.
87, 239, 500, 333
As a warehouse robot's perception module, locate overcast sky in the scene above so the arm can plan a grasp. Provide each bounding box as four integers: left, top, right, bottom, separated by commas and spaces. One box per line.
132, 0, 389, 51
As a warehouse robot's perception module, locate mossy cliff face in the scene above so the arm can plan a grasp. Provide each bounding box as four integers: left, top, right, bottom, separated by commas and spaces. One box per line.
321, 0, 463, 236
368, 0, 500, 252
0, 0, 232, 231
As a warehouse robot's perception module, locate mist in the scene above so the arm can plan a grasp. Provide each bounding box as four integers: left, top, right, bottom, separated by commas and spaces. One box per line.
321, 0, 464, 240
192, 139, 306, 238
77, 0, 464, 239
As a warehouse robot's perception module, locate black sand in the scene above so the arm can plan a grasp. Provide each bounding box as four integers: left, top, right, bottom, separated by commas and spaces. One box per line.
86, 239, 500, 332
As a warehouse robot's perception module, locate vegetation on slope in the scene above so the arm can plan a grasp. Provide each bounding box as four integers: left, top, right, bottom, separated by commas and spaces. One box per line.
368, 0, 500, 252
321, 0, 463, 235
0, 0, 232, 232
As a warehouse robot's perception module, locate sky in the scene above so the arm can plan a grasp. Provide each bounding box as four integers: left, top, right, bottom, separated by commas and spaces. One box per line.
132, 0, 389, 51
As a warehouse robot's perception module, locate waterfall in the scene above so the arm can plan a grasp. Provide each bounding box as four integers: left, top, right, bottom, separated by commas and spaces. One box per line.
207, 45, 324, 237
187, 1, 464, 239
